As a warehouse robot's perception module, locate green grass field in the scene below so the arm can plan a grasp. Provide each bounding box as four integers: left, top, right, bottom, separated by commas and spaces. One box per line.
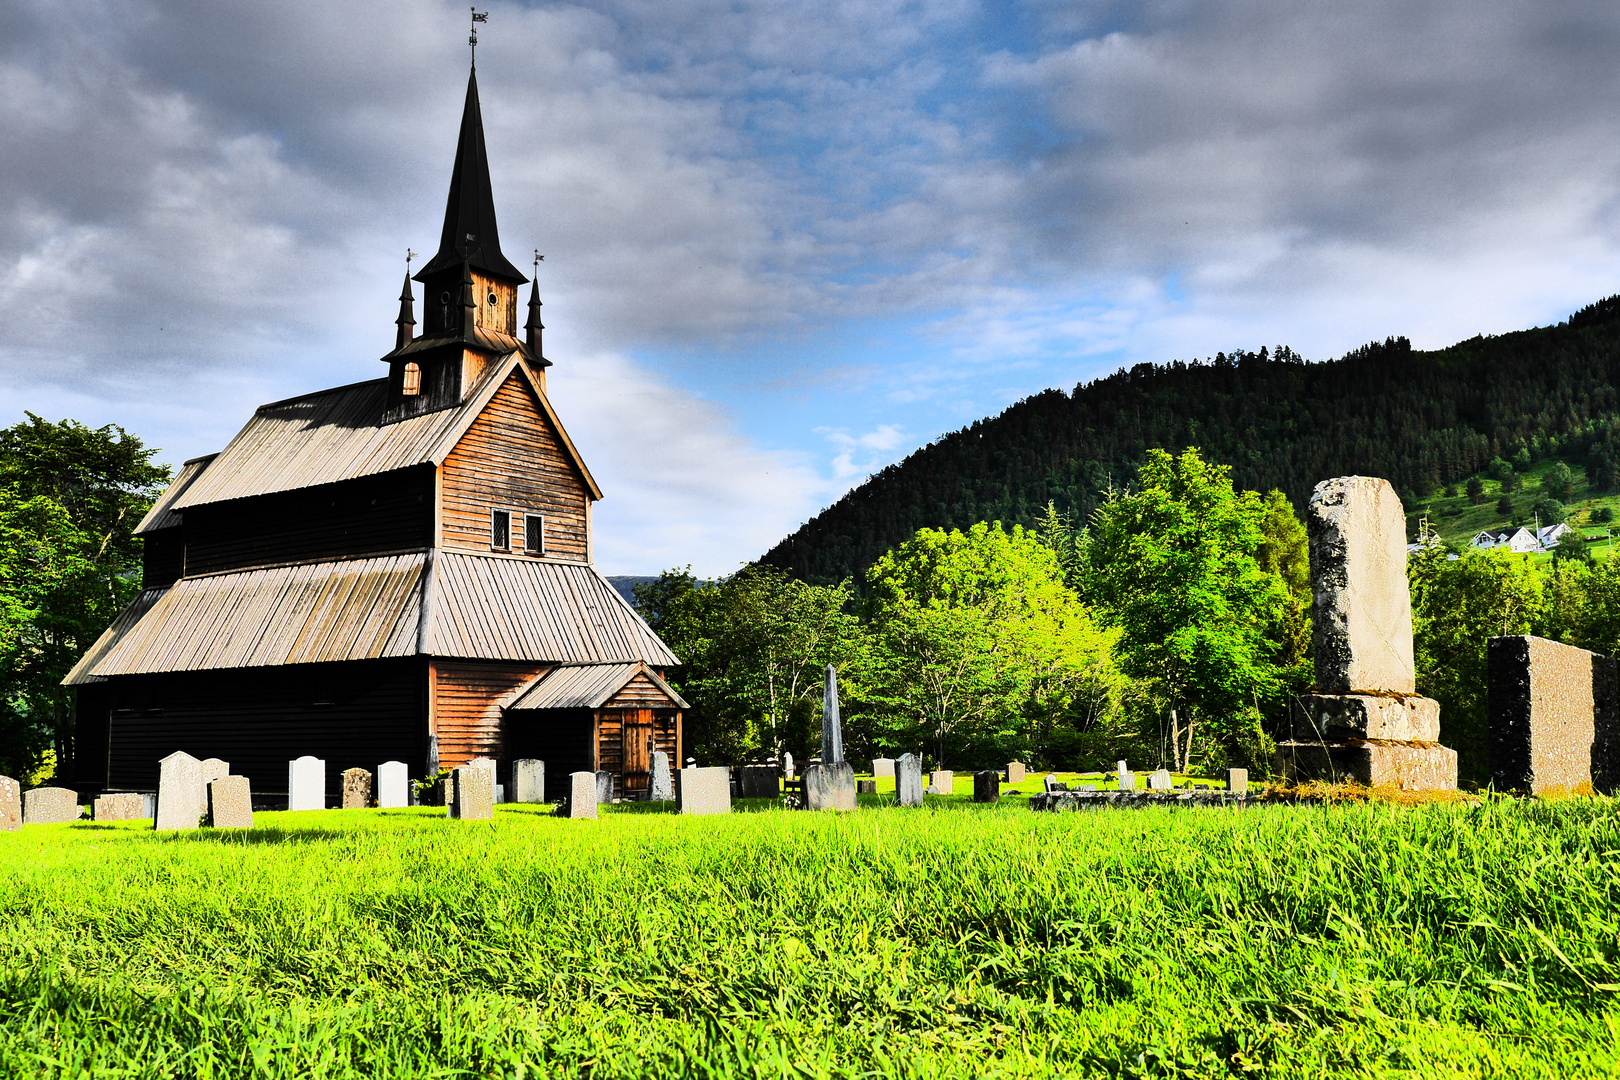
4, 795, 1618, 1079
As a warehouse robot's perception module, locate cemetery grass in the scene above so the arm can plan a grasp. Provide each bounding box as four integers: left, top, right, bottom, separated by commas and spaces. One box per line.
4, 800, 1620, 1079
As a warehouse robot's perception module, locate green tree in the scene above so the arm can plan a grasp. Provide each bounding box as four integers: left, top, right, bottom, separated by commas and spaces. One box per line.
1466, 477, 1485, 503
1542, 462, 1576, 501
1497, 495, 1515, 518
0, 415, 168, 781
1083, 448, 1291, 773
1487, 458, 1516, 491
865, 521, 1120, 768
1532, 498, 1566, 526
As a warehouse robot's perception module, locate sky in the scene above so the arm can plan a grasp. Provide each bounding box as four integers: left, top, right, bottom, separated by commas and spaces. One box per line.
6, 1, 1620, 575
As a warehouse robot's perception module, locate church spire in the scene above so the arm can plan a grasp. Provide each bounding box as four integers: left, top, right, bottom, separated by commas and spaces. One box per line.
416, 64, 526, 285
395, 253, 416, 351
526, 250, 545, 361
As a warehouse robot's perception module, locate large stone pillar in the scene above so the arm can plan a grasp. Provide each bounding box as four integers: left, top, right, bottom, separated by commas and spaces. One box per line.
1278, 476, 1458, 790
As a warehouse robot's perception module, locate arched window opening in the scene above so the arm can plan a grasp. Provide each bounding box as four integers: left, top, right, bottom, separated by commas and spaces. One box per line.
402, 362, 421, 396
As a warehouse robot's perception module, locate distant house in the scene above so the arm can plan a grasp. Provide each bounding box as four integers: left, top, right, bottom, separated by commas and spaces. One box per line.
1537, 522, 1570, 549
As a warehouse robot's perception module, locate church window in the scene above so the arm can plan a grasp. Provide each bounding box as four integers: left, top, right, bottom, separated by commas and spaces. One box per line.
524, 514, 544, 555
491, 509, 511, 551
402, 362, 421, 396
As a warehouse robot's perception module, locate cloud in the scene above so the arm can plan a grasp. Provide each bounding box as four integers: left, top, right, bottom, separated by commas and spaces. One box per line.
817, 422, 909, 480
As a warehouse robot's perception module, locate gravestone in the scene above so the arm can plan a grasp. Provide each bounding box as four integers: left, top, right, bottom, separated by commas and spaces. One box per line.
207, 776, 253, 829
0, 776, 20, 831
927, 770, 954, 795
513, 758, 546, 804
1489, 635, 1619, 793
895, 754, 923, 807
1044, 774, 1065, 792
649, 752, 674, 801
1227, 768, 1249, 797
1148, 769, 1173, 791
342, 767, 372, 809
739, 765, 779, 799
377, 761, 409, 808
857, 779, 876, 795
804, 762, 857, 811
465, 757, 499, 802
822, 664, 845, 765
288, 756, 326, 811
676, 766, 731, 815
23, 787, 79, 824
1116, 761, 1137, 791
450, 765, 493, 821
198, 758, 229, 817
974, 771, 1000, 803
872, 757, 896, 782
93, 793, 146, 821
595, 770, 615, 805
782, 752, 795, 780
155, 751, 204, 831
1006, 761, 1026, 785
562, 770, 598, 819
1278, 476, 1456, 790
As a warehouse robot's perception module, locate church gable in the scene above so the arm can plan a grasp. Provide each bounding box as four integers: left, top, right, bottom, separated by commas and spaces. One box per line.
440, 369, 591, 561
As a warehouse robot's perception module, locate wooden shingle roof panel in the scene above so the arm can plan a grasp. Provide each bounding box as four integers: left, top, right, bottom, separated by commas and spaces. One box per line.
135, 455, 218, 535
62, 588, 169, 685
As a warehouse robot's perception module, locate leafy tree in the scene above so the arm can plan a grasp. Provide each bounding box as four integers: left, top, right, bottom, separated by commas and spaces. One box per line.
1487, 458, 1516, 491
1542, 462, 1576, 501
864, 521, 1120, 768
1033, 500, 1084, 591
1466, 477, 1485, 503
1083, 448, 1290, 773
0, 415, 168, 781
1594, 506, 1616, 523
1497, 495, 1515, 517
1532, 498, 1566, 526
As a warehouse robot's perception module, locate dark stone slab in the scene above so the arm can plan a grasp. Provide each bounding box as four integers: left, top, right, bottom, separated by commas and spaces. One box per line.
739, 765, 779, 799
973, 771, 1000, 803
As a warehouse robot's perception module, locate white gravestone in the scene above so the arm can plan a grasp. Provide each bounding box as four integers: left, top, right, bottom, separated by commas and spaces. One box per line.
895, 754, 923, 807
1148, 769, 1173, 791
1116, 760, 1137, 791
23, 787, 80, 824
676, 767, 731, 815
155, 751, 203, 831
288, 756, 326, 811
564, 770, 598, 819
512, 759, 546, 804
781, 752, 795, 780
649, 752, 674, 801
450, 765, 493, 820
207, 776, 253, 829
926, 770, 954, 795
872, 757, 896, 782
465, 757, 499, 802
377, 761, 409, 808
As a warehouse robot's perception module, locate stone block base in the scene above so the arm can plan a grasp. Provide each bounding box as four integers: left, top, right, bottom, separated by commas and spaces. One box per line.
1293, 693, 1440, 742
1277, 740, 1457, 791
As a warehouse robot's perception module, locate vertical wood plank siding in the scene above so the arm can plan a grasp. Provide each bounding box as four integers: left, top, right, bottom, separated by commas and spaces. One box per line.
595, 707, 678, 793
440, 373, 589, 561
605, 672, 679, 708
432, 660, 551, 769
104, 658, 426, 799
183, 467, 433, 577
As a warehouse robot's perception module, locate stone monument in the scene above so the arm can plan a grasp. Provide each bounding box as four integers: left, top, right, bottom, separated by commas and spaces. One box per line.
0, 776, 18, 831
562, 770, 598, 818
155, 751, 204, 831
1148, 769, 1172, 791
450, 764, 493, 820
23, 787, 79, 824
1279, 476, 1457, 789
872, 757, 895, 782
676, 766, 731, 815
377, 761, 409, 808
207, 776, 253, 829
1489, 635, 1618, 793
926, 770, 954, 795
1227, 768, 1248, 797
781, 752, 795, 780
288, 756, 326, 810
739, 765, 779, 799
512, 758, 546, 803
198, 758, 229, 816
342, 768, 372, 809
805, 665, 857, 810
856, 779, 876, 795
93, 793, 147, 821
1006, 761, 1026, 784
973, 771, 1000, 803
595, 770, 614, 805
1116, 761, 1136, 791
649, 752, 674, 800
895, 753, 923, 806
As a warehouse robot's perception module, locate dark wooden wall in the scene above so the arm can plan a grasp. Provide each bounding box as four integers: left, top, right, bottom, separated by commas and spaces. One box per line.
504, 707, 594, 801
102, 658, 426, 800
180, 467, 433, 577
141, 529, 185, 590
440, 372, 589, 560
432, 659, 550, 769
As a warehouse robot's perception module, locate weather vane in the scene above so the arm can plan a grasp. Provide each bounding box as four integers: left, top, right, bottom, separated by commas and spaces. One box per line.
470, 9, 488, 60
533, 249, 544, 275
406, 248, 417, 272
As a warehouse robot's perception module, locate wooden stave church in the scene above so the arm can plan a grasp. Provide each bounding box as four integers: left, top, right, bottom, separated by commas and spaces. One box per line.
63, 64, 686, 804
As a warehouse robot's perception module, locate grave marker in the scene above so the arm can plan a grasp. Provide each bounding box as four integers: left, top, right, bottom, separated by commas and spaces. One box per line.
595, 770, 614, 805
896, 754, 923, 807
207, 776, 253, 828
927, 770, 954, 795
872, 757, 895, 782
377, 761, 409, 808
342, 768, 372, 809
563, 771, 597, 819
450, 765, 493, 820
93, 793, 146, 821
1116, 761, 1137, 791
782, 752, 796, 779
288, 756, 326, 811
856, 779, 876, 795
23, 787, 79, 824
649, 752, 674, 800
513, 758, 546, 803
198, 758, 229, 817
1148, 769, 1172, 791
1006, 761, 1025, 784
1227, 768, 1248, 797
739, 765, 779, 799
155, 751, 203, 831
0, 776, 20, 831
804, 762, 856, 811
974, 771, 1000, 803
1490, 635, 1619, 794
676, 767, 731, 815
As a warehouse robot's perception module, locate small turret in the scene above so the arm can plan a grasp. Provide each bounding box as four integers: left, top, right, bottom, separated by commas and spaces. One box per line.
395, 267, 416, 351
525, 275, 544, 360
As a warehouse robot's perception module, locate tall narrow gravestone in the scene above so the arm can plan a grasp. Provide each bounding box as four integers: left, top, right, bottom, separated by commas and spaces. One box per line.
342, 768, 372, 809
466, 757, 499, 802
1489, 635, 1619, 794
377, 761, 409, 808
198, 758, 229, 817
288, 756, 326, 810
513, 759, 546, 804
155, 751, 203, 831
207, 776, 253, 829
649, 752, 674, 801
895, 753, 923, 807
676, 767, 731, 815
450, 765, 493, 820
1227, 768, 1248, 797
1116, 761, 1136, 791
0, 776, 21, 831
23, 787, 79, 824
781, 752, 795, 780
595, 770, 614, 805
974, 771, 1000, 803
1279, 477, 1457, 790
563, 770, 598, 819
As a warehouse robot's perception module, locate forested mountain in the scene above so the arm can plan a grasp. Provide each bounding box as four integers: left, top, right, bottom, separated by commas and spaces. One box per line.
762, 295, 1620, 585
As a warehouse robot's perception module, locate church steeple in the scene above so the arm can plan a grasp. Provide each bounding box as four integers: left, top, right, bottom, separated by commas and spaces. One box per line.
416, 66, 526, 286
395, 264, 416, 351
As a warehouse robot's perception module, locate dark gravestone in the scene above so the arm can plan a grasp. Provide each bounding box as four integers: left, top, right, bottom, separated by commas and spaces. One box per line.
856, 779, 876, 795
973, 771, 1000, 803
595, 770, 614, 805
739, 765, 779, 799
1491, 635, 1620, 793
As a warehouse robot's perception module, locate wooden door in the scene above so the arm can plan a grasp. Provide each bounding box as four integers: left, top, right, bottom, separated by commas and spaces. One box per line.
620, 709, 655, 797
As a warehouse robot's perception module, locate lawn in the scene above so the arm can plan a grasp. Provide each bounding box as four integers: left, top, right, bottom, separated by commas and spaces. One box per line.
3, 796, 1618, 1078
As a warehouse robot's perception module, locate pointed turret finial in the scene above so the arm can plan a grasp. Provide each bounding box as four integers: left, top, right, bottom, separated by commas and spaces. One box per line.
526, 250, 545, 360
396, 250, 417, 350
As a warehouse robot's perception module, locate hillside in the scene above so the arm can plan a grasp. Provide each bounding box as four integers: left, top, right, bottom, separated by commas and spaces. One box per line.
762, 295, 1620, 584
